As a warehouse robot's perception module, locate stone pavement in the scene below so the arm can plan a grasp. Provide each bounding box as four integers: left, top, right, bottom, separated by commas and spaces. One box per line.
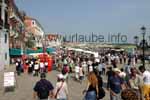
0, 64, 110, 100
0, 62, 149, 100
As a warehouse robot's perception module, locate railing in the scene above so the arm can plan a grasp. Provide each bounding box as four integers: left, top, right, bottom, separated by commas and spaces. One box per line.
9, 0, 24, 22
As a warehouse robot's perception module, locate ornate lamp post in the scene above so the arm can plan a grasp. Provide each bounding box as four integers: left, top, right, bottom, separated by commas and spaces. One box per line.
141, 26, 146, 67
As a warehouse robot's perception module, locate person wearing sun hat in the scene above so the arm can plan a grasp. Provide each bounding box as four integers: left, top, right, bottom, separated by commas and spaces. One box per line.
57, 74, 64, 80
108, 68, 125, 100
113, 68, 121, 73
54, 74, 69, 100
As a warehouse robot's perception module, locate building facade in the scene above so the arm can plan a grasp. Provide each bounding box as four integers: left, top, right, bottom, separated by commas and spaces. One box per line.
0, 0, 10, 70
8, 0, 25, 49
45, 34, 62, 47
24, 16, 44, 48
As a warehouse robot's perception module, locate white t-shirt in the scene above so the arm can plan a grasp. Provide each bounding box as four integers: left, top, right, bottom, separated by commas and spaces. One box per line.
55, 82, 68, 99
82, 61, 87, 67
45, 62, 48, 66
40, 62, 44, 68
16, 62, 18, 66
89, 66, 93, 72
88, 60, 92, 66
82, 63, 87, 68
95, 58, 100, 63
143, 71, 150, 85
34, 64, 39, 70
98, 64, 103, 71
111, 56, 115, 61
119, 72, 126, 78
31, 61, 34, 65
79, 67, 84, 76
75, 66, 80, 73
29, 64, 32, 68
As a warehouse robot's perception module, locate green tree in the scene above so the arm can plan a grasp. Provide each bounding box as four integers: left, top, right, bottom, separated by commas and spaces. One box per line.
25, 37, 35, 48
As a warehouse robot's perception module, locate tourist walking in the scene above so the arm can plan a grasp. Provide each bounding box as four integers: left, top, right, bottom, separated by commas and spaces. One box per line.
128, 67, 143, 100
139, 66, 150, 100
108, 68, 125, 100
106, 67, 113, 89
33, 73, 54, 100
84, 72, 99, 100
54, 74, 69, 100
16, 59, 22, 75
79, 65, 84, 83
34, 61, 39, 76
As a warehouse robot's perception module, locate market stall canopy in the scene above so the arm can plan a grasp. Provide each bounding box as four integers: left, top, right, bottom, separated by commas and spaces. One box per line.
28, 53, 45, 57
9, 48, 22, 56
9, 48, 56, 56
111, 48, 124, 52
67, 47, 99, 58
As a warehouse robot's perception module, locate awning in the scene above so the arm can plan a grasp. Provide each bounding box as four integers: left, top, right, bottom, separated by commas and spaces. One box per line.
9, 48, 22, 56
9, 48, 56, 56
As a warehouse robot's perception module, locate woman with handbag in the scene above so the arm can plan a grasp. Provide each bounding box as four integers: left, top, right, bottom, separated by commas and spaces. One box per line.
84, 72, 99, 100
54, 74, 69, 100
95, 71, 105, 100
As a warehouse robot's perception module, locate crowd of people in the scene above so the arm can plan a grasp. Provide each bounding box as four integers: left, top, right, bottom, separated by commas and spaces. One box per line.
15, 48, 150, 100
15, 57, 49, 76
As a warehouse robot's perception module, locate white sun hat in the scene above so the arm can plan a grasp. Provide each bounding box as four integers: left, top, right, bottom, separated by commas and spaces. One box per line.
57, 74, 64, 79
113, 68, 121, 73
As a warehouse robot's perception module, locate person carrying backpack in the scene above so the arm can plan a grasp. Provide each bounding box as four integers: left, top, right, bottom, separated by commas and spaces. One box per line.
33, 73, 54, 100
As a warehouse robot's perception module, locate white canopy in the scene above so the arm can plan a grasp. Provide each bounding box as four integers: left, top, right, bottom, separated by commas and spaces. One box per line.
67, 47, 99, 58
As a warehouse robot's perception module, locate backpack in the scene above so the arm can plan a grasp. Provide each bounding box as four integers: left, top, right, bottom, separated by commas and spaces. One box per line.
37, 81, 49, 99
121, 89, 138, 100
98, 87, 105, 99
62, 66, 69, 74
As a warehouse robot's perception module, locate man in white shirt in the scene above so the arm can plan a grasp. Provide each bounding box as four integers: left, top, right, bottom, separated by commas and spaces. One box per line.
75, 64, 80, 80
139, 66, 150, 100
40, 62, 44, 73
34, 62, 39, 76
89, 65, 93, 72
87, 60, 93, 66
82, 61, 87, 76
44, 62, 48, 72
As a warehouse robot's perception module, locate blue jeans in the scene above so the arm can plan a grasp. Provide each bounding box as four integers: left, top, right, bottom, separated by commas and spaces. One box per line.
85, 91, 96, 100
38, 99, 48, 100
110, 93, 121, 100
57, 99, 66, 100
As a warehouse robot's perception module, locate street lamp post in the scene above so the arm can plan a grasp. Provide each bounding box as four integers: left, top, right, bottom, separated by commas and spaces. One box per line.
141, 26, 146, 67
43, 33, 46, 62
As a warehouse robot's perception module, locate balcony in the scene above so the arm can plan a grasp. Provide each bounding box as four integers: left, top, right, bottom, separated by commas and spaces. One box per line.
9, 11, 24, 26
9, 0, 24, 26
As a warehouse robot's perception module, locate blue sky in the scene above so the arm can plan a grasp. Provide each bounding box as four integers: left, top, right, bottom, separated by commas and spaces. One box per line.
15, 0, 150, 43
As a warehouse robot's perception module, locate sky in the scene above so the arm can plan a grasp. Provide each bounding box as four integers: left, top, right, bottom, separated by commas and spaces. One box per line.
15, 0, 150, 43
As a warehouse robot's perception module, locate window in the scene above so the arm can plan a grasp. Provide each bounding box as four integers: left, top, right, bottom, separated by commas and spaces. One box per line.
32, 21, 35, 25
4, 9, 9, 29
4, 33, 7, 43
5, 53, 7, 60
0, 8, 2, 29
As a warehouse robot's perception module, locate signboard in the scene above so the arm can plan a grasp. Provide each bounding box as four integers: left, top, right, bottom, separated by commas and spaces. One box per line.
4, 72, 15, 87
